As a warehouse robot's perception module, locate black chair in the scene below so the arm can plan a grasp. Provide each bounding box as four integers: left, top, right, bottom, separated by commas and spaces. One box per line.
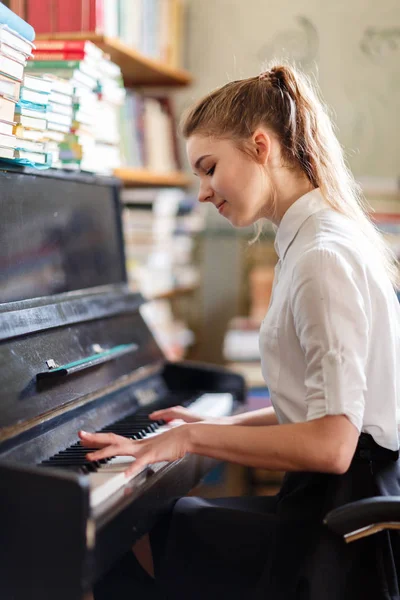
324, 497, 400, 542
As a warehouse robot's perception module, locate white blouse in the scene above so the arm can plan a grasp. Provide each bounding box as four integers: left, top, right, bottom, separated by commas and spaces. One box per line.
259, 188, 400, 451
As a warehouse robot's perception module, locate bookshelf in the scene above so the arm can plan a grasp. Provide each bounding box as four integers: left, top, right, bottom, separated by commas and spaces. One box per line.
29, 13, 198, 360
35, 33, 192, 87
115, 168, 191, 188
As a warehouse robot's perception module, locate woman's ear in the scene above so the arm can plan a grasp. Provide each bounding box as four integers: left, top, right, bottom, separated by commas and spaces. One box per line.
253, 129, 271, 165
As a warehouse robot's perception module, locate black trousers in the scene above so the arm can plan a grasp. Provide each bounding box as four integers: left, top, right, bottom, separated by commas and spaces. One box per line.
94, 433, 400, 600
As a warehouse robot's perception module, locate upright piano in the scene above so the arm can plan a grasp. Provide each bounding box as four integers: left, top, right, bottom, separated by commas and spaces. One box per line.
0, 168, 246, 600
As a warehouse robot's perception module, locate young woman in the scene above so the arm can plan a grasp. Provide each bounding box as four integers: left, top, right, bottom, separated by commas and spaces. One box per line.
81, 63, 400, 599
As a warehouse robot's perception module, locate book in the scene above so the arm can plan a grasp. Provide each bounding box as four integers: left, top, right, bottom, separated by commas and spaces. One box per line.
25, 0, 54, 35
0, 132, 16, 148
46, 111, 72, 127
0, 52, 24, 80
49, 90, 73, 106
0, 41, 28, 65
26, 58, 93, 72
14, 149, 49, 164
14, 138, 45, 153
34, 39, 103, 60
0, 118, 15, 135
48, 102, 73, 117
23, 74, 53, 94
14, 113, 47, 130
32, 51, 91, 61
26, 62, 98, 90
0, 95, 16, 122
45, 122, 70, 134
0, 4, 35, 42
15, 104, 46, 119
19, 87, 50, 105
0, 144, 15, 159
36, 74, 74, 97
13, 124, 44, 141
8, 1, 26, 19
0, 24, 34, 56
55, 0, 87, 33
41, 128, 66, 142
0, 72, 21, 100
89, 0, 104, 33
26, 0, 104, 34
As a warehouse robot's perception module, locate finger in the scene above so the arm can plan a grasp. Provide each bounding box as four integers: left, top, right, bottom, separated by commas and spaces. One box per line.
79, 430, 121, 447
149, 409, 173, 419
86, 445, 121, 461
124, 458, 147, 479
150, 405, 183, 415
149, 408, 183, 421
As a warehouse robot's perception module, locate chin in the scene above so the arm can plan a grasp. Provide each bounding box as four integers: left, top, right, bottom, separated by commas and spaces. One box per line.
229, 214, 257, 228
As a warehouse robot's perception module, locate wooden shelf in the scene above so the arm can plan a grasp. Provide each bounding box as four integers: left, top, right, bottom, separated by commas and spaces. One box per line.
114, 168, 191, 188
129, 283, 199, 300
150, 284, 199, 300
35, 33, 192, 87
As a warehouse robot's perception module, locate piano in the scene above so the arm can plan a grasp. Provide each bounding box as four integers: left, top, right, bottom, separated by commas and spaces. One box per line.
0, 168, 246, 600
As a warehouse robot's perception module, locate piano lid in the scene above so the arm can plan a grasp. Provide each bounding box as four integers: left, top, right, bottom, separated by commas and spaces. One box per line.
0, 168, 163, 444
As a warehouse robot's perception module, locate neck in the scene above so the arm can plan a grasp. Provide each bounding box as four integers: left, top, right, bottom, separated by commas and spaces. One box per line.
262, 169, 316, 226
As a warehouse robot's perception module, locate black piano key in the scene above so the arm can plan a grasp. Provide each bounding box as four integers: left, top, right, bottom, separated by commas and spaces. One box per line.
46, 458, 99, 471
101, 425, 154, 434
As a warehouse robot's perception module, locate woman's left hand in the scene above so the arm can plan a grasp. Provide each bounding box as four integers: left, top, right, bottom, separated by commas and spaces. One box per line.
78, 423, 191, 478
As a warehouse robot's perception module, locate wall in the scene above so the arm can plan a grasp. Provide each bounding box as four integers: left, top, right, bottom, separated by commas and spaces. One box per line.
175, 0, 400, 362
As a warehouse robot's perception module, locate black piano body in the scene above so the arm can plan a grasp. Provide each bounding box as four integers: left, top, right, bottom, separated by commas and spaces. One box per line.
0, 168, 246, 600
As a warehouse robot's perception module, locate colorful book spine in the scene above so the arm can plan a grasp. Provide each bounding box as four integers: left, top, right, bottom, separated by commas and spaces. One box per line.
26, 0, 104, 34
34, 40, 96, 52
32, 51, 89, 61
55, 0, 85, 33
26, 59, 88, 70
25, 0, 54, 34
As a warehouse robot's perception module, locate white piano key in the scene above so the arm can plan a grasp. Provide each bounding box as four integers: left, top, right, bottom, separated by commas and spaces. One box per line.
187, 393, 234, 418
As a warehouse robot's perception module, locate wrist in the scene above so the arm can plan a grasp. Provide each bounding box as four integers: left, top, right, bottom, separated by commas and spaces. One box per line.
186, 422, 201, 454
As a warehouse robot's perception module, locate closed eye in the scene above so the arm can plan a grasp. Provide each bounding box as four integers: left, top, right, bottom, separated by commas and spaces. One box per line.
206, 166, 215, 176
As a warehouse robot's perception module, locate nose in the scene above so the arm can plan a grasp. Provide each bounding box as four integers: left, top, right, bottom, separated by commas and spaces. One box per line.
197, 179, 214, 204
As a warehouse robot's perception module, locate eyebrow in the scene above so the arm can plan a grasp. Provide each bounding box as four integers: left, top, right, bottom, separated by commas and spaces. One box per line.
194, 154, 211, 171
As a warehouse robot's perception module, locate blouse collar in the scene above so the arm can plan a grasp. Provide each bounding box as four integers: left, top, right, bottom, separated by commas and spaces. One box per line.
274, 188, 328, 259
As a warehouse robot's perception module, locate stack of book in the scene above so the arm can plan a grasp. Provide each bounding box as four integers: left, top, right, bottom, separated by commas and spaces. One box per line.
26, 39, 125, 174
120, 90, 181, 172
44, 75, 74, 167
121, 187, 202, 298
0, 4, 35, 163
86, 49, 125, 173
14, 74, 52, 165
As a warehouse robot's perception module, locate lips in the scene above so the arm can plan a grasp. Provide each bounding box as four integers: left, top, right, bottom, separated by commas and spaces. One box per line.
216, 200, 226, 213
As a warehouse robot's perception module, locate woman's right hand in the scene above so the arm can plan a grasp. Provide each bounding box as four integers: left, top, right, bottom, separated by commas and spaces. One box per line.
149, 405, 205, 424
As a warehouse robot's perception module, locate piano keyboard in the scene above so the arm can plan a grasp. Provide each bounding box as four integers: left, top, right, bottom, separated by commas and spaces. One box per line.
40, 393, 234, 509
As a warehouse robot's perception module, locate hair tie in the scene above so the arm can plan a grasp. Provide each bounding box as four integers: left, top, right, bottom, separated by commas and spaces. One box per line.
258, 69, 284, 89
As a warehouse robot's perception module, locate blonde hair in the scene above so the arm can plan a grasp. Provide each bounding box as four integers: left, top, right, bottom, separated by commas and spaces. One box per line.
180, 61, 398, 286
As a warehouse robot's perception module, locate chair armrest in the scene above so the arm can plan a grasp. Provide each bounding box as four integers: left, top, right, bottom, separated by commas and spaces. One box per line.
324, 497, 400, 538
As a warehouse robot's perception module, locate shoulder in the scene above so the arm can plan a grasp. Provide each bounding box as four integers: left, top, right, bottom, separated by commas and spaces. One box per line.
292, 209, 367, 280
291, 246, 360, 297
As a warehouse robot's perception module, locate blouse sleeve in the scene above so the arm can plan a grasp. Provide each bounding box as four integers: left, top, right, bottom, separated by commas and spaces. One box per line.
290, 247, 370, 431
